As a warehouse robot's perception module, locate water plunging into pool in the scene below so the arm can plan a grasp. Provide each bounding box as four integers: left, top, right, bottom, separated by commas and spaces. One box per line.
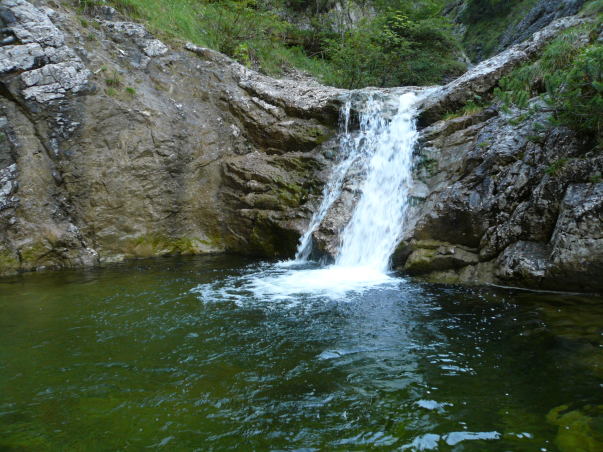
296, 91, 418, 271
334, 92, 417, 270
200, 91, 420, 301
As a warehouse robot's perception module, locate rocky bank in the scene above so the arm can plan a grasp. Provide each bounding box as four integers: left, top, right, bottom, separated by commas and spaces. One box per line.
0, 0, 344, 275
0, 0, 600, 293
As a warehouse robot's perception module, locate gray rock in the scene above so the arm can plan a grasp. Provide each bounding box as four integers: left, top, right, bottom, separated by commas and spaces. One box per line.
142, 39, 168, 57
102, 20, 169, 65
0, 0, 342, 274
1, 0, 90, 103
497, 0, 586, 52
0, 43, 45, 73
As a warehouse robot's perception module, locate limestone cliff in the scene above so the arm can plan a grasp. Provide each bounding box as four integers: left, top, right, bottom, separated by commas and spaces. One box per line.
0, 0, 343, 275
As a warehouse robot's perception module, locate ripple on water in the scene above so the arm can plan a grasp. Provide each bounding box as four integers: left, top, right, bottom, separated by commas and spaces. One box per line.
1, 256, 603, 450
191, 261, 403, 304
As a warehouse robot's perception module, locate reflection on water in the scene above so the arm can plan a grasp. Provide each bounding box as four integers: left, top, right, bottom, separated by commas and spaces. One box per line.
1, 255, 602, 451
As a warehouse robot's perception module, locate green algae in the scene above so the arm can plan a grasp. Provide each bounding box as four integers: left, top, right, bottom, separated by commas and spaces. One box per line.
123, 234, 220, 258
547, 405, 603, 452
0, 249, 19, 274
19, 242, 52, 270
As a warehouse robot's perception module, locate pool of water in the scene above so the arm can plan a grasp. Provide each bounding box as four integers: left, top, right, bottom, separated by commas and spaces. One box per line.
1, 255, 602, 451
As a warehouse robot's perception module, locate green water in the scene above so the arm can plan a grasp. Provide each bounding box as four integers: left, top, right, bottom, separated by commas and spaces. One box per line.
1, 255, 602, 451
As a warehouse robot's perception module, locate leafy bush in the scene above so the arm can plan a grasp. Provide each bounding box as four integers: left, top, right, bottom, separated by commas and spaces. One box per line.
75, 0, 464, 88
323, 11, 465, 88
494, 22, 603, 147
546, 45, 603, 140
495, 30, 586, 109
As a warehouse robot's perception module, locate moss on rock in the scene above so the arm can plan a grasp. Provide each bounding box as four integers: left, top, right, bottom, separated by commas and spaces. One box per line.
0, 249, 19, 275
122, 234, 221, 259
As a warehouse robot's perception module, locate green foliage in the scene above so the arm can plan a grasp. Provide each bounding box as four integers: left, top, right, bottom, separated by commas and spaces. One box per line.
546, 45, 603, 141
589, 171, 602, 183
104, 70, 122, 87
75, 0, 464, 88
582, 0, 603, 15
442, 96, 488, 120
495, 30, 586, 110
460, 0, 537, 60
546, 158, 569, 176
323, 10, 465, 88
494, 22, 603, 145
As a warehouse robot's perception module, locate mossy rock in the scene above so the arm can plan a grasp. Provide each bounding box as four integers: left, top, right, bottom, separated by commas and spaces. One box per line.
122, 234, 220, 258
245, 215, 299, 258
19, 242, 54, 270
0, 249, 19, 275
403, 242, 479, 275
547, 404, 603, 452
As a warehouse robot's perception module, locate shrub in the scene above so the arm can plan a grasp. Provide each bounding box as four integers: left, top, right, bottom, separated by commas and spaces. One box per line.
545, 45, 603, 141
323, 10, 465, 88
494, 20, 602, 147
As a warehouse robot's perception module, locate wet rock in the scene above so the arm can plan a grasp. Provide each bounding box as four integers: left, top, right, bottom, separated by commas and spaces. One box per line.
397, 105, 603, 291
401, 240, 479, 275
548, 183, 603, 290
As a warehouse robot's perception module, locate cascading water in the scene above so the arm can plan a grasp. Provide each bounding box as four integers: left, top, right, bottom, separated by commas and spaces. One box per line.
335, 92, 418, 271
194, 91, 420, 301
294, 99, 355, 262
296, 91, 418, 271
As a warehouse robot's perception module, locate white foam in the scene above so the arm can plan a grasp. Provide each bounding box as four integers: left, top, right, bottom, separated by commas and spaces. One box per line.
192, 92, 419, 304
192, 264, 401, 305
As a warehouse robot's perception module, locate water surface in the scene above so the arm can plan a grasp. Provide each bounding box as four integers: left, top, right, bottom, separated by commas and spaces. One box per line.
1, 256, 602, 451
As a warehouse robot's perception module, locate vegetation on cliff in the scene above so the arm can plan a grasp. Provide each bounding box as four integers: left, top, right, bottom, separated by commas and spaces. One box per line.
495, 11, 603, 148
78, 0, 464, 88
75, 0, 603, 146
457, 0, 541, 60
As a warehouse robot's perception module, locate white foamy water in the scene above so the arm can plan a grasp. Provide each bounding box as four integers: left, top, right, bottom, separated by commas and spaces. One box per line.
192, 262, 400, 304
335, 92, 418, 270
193, 91, 419, 302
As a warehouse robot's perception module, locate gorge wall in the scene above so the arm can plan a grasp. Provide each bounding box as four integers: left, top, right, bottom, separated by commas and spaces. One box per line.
0, 0, 344, 275
0, 0, 601, 293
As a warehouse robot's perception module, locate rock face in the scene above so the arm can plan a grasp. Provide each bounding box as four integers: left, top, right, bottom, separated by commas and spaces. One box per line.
496, 0, 587, 54
394, 103, 602, 292
391, 13, 602, 292
0, 0, 343, 275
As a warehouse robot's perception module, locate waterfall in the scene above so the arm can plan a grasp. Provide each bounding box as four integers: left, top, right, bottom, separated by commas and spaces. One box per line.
336, 92, 418, 270
197, 91, 421, 302
296, 91, 419, 272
